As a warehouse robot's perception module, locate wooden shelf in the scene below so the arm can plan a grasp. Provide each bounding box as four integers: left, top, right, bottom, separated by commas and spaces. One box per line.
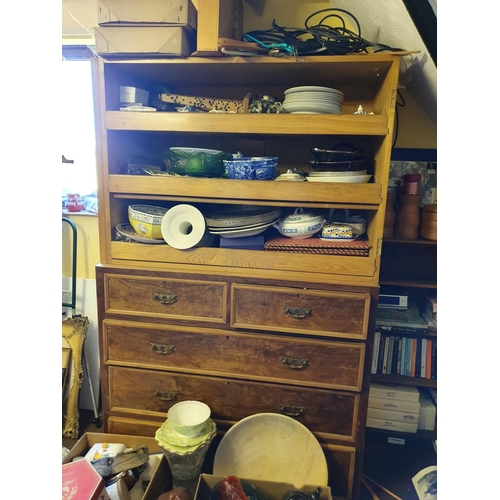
365, 426, 436, 441
370, 373, 437, 388
106, 111, 390, 136
382, 237, 437, 245
108, 175, 383, 207
379, 279, 437, 289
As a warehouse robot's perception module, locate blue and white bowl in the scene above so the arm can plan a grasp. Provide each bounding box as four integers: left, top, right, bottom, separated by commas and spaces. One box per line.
224, 157, 278, 180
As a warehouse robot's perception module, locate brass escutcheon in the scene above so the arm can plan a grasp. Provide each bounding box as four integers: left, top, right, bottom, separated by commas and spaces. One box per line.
150, 343, 175, 355
152, 293, 178, 305
281, 356, 309, 369
284, 306, 312, 319
279, 404, 305, 416
154, 390, 177, 401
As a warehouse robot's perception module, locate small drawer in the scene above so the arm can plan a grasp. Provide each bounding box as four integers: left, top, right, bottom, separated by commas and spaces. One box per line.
231, 284, 370, 340
103, 320, 365, 391
103, 273, 227, 325
108, 367, 360, 441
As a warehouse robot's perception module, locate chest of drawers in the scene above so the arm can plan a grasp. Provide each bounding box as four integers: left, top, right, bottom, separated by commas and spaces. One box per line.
97, 265, 378, 500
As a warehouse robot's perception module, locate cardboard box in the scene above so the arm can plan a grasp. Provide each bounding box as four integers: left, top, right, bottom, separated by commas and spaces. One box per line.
193, 0, 243, 56
369, 382, 420, 402
98, 0, 197, 30
195, 475, 331, 500
368, 396, 421, 413
94, 26, 196, 57
367, 407, 419, 424
62, 459, 111, 500
366, 417, 418, 434
63, 432, 172, 500
417, 388, 437, 431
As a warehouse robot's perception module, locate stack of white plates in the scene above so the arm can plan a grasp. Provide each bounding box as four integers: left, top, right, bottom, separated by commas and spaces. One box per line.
307, 171, 371, 183
282, 86, 344, 114
206, 207, 281, 239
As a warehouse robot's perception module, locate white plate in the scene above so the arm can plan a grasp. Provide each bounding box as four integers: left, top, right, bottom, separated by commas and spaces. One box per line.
284, 86, 343, 96
206, 208, 281, 228
161, 204, 206, 249
284, 95, 344, 102
307, 174, 372, 183
213, 413, 328, 488
282, 104, 342, 114
209, 220, 276, 238
308, 170, 367, 176
115, 223, 166, 244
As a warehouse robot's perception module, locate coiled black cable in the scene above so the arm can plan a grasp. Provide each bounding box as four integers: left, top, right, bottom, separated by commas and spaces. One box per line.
243, 8, 405, 56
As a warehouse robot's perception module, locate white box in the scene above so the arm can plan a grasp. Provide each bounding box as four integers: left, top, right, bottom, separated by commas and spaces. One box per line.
120, 86, 149, 105
369, 382, 420, 402
418, 388, 437, 431
368, 396, 421, 413
98, 0, 197, 30
366, 417, 418, 433
368, 407, 419, 423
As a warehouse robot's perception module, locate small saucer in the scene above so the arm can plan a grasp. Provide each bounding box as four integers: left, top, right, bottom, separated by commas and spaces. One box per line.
156, 419, 216, 450
319, 237, 355, 242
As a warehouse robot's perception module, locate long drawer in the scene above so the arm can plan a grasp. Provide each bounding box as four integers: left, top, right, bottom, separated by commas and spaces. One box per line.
103, 320, 365, 391
108, 366, 359, 441
107, 415, 356, 500
231, 284, 371, 340
102, 273, 228, 325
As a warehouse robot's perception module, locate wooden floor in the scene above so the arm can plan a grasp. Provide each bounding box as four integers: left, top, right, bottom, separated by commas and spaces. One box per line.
62, 411, 436, 500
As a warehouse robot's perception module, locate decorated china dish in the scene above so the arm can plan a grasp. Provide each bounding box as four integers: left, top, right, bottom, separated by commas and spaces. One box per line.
128, 204, 169, 239
206, 207, 281, 228
115, 223, 167, 244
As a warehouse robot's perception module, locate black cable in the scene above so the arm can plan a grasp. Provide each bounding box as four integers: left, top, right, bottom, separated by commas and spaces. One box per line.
243, 8, 406, 56
392, 90, 406, 149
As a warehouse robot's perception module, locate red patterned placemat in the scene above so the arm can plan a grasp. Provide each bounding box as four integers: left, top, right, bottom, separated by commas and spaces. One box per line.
264, 236, 371, 256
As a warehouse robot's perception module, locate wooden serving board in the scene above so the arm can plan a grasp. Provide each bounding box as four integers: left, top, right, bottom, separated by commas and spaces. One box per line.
160, 92, 253, 113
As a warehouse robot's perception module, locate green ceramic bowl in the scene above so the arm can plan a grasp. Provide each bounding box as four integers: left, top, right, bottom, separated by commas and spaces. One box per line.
165, 147, 233, 177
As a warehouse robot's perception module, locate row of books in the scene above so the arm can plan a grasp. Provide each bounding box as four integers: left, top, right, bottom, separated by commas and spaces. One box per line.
371, 331, 437, 379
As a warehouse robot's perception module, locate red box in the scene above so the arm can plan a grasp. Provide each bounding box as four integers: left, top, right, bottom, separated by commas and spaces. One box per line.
62, 459, 111, 500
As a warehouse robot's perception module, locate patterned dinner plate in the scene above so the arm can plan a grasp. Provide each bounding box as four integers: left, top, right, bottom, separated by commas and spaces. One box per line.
115, 223, 166, 244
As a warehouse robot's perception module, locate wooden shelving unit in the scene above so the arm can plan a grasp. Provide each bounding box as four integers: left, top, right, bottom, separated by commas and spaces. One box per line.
92, 53, 402, 500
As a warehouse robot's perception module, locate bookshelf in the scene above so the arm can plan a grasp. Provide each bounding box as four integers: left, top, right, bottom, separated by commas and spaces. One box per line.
367, 237, 437, 440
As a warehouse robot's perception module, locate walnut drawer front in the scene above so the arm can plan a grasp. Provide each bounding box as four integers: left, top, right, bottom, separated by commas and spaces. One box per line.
108, 366, 359, 441
103, 320, 365, 391
231, 284, 370, 340
103, 274, 227, 324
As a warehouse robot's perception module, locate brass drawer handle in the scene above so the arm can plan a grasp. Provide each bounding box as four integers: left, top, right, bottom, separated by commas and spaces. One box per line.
281, 356, 309, 370
154, 390, 177, 401
279, 404, 305, 417
152, 293, 178, 305
284, 306, 312, 319
150, 343, 175, 355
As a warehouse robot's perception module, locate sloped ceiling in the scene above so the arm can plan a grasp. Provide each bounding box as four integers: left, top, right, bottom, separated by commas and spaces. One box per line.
330, 0, 436, 123
62, 0, 436, 123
